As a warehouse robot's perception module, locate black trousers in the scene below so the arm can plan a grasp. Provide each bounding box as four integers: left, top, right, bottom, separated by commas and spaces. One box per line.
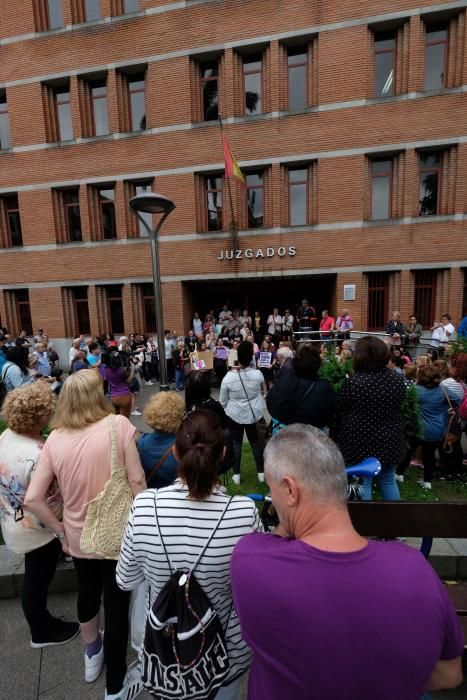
397, 440, 442, 484
73, 557, 130, 695
22, 537, 62, 639
227, 417, 264, 475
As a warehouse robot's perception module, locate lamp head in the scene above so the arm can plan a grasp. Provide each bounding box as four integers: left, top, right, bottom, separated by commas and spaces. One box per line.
129, 192, 176, 215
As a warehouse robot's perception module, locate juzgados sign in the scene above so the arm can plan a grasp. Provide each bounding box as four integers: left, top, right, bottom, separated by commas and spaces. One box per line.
217, 246, 296, 261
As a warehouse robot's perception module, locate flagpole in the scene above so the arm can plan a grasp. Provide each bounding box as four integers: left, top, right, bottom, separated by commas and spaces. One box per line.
218, 114, 237, 233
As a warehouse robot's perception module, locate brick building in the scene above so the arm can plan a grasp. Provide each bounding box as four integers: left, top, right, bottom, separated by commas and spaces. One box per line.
0, 0, 466, 349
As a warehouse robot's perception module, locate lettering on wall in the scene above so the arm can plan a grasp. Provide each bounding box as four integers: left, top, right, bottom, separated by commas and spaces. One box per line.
217, 246, 297, 261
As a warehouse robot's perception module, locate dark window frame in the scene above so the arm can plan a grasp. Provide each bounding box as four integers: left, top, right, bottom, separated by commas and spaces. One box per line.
128, 73, 146, 131
367, 272, 389, 331
199, 61, 219, 122
141, 283, 156, 334
287, 46, 308, 110
243, 54, 263, 116
98, 187, 117, 239
424, 23, 449, 90
4, 195, 23, 247
205, 175, 224, 232
71, 287, 91, 335
84, 0, 101, 22
373, 31, 396, 97
246, 171, 265, 228
288, 167, 309, 226
89, 79, 109, 137
63, 189, 82, 242
46, 0, 64, 30
14, 290, 33, 336
0, 92, 10, 150
414, 270, 437, 327
53, 85, 73, 142
370, 158, 393, 220
418, 152, 442, 216
106, 285, 124, 335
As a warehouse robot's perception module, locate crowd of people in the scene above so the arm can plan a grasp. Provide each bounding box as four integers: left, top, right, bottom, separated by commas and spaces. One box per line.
0, 307, 466, 699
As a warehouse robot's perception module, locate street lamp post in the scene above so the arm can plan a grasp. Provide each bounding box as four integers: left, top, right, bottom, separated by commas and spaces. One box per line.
129, 193, 176, 391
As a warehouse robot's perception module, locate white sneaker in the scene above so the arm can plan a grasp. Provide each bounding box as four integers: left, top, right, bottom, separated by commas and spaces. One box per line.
85, 641, 104, 683
395, 474, 404, 483
232, 474, 240, 485
105, 662, 142, 699
258, 472, 265, 483
145, 381, 153, 386
130, 410, 142, 416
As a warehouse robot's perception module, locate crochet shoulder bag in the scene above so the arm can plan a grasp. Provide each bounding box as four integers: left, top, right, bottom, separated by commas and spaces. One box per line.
80, 414, 134, 559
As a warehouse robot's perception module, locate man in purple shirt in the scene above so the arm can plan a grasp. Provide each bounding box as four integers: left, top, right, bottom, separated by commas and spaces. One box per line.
231, 425, 464, 700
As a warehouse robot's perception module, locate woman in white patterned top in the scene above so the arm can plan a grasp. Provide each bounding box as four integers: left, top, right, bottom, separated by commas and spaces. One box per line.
117, 409, 262, 700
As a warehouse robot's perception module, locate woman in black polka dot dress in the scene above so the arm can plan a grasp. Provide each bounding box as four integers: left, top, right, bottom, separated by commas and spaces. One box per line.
336, 336, 406, 500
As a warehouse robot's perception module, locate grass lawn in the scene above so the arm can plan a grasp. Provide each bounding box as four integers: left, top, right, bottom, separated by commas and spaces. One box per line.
226, 445, 467, 504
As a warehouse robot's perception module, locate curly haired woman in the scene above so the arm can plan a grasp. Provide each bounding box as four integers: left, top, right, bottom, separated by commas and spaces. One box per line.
0, 382, 79, 648
136, 391, 185, 488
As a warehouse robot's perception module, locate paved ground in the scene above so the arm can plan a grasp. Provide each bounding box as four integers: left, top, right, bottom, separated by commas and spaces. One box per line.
0, 591, 465, 699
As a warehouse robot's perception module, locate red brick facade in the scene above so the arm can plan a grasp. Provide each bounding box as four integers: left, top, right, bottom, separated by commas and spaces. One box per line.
0, 0, 466, 338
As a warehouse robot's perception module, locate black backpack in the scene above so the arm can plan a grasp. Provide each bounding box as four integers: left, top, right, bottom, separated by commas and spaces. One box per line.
141, 493, 233, 699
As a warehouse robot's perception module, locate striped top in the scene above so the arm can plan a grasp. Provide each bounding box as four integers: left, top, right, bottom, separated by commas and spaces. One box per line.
116, 480, 263, 684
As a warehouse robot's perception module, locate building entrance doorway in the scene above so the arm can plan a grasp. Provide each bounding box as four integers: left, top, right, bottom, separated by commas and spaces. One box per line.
183, 274, 337, 331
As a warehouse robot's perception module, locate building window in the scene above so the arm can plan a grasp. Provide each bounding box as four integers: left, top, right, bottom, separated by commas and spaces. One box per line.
84, 0, 101, 21
287, 46, 308, 110
47, 0, 64, 29
64, 189, 82, 241
98, 187, 117, 239
106, 285, 124, 334
54, 85, 73, 141
367, 273, 389, 331
288, 168, 308, 226
424, 23, 448, 90
246, 172, 264, 228
123, 0, 139, 12
141, 283, 156, 333
127, 181, 152, 236
374, 31, 395, 97
206, 176, 223, 231
243, 55, 262, 115
2, 195, 23, 247
371, 159, 392, 219
0, 92, 11, 150
128, 74, 146, 131
414, 270, 437, 327
14, 290, 33, 336
419, 152, 441, 216
85, 78, 109, 136
71, 287, 91, 334
200, 62, 219, 122
113, 0, 139, 14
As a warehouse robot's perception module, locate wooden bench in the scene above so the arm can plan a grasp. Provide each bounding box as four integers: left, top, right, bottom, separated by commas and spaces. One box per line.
348, 501, 467, 643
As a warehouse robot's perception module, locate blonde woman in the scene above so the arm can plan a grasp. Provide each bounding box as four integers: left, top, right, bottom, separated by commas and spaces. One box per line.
0, 383, 78, 648
25, 370, 146, 700
136, 391, 185, 488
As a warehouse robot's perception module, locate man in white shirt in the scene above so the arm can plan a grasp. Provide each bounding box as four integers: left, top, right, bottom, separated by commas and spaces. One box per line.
219, 305, 232, 322
440, 314, 455, 345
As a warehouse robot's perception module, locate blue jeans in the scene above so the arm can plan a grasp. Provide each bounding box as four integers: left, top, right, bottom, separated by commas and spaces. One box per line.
175, 367, 185, 391
361, 466, 401, 501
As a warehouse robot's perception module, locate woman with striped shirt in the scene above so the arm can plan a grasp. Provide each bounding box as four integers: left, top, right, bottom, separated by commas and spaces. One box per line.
116, 410, 262, 699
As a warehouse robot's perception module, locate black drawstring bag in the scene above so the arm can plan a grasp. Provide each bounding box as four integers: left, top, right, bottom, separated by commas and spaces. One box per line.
141, 493, 233, 699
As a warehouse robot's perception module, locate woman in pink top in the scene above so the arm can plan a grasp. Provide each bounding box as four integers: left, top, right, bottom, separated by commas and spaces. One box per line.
25, 370, 146, 700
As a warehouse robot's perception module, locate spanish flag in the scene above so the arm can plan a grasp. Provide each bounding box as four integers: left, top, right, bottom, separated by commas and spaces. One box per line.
221, 133, 245, 184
